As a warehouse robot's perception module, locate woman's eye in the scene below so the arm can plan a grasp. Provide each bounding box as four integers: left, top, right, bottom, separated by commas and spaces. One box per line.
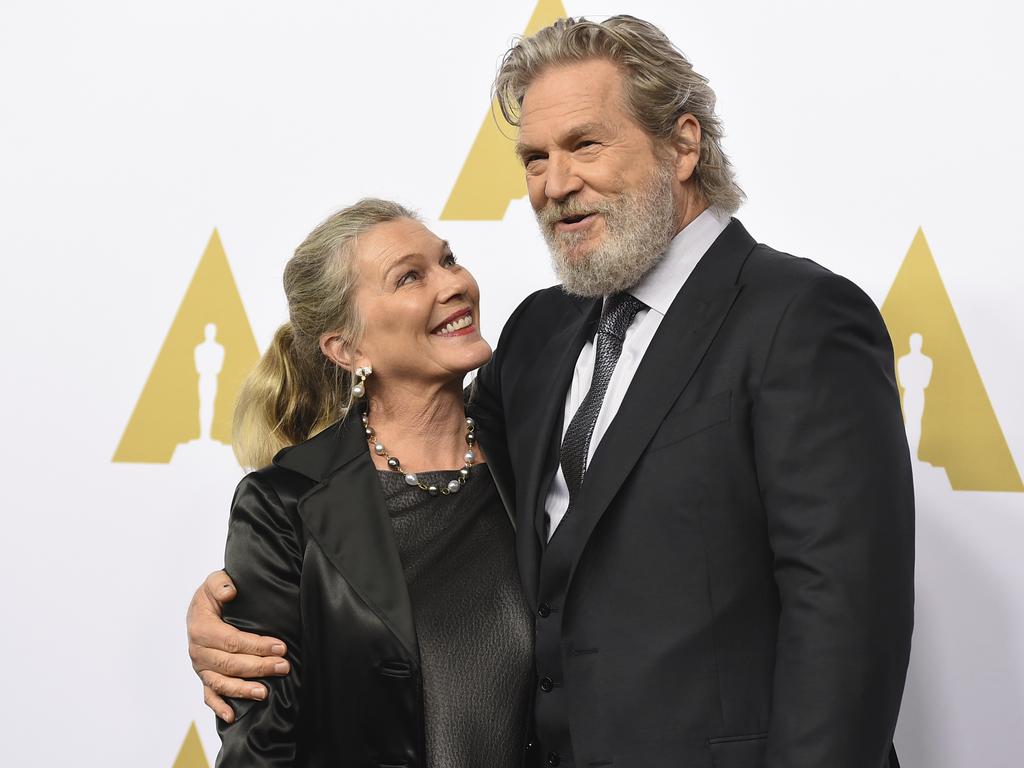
397, 271, 419, 287
443, 253, 458, 267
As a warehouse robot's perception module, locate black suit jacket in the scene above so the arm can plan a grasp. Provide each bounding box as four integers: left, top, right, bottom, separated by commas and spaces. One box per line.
471, 219, 914, 767
216, 414, 428, 767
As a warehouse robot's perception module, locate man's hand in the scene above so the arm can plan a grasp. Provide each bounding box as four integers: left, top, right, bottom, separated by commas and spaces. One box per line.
187, 570, 290, 722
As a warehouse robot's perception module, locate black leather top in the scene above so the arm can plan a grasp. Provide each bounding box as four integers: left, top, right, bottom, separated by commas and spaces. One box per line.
380, 466, 534, 768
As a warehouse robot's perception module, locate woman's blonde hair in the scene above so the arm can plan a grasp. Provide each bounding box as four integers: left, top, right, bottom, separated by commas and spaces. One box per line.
494, 15, 744, 214
232, 198, 418, 468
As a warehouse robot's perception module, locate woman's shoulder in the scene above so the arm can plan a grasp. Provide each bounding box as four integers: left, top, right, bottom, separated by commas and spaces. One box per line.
233, 415, 362, 518
240, 461, 316, 494
232, 462, 318, 523
269, 416, 367, 485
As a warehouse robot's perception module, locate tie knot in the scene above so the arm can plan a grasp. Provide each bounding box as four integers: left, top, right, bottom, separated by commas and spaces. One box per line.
599, 292, 646, 341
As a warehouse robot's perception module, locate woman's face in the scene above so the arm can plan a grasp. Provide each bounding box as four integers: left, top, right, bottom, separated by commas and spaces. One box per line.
347, 218, 492, 388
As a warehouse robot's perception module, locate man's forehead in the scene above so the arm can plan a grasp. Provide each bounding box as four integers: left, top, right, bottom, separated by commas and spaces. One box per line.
521, 60, 623, 113
519, 62, 627, 141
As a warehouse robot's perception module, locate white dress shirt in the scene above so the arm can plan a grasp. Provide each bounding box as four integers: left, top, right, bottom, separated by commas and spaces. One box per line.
543, 207, 731, 538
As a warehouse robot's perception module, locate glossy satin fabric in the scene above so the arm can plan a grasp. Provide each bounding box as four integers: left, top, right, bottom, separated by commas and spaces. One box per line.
215, 415, 533, 768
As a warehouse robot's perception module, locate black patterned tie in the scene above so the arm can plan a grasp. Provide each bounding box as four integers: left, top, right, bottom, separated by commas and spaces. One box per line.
559, 292, 647, 505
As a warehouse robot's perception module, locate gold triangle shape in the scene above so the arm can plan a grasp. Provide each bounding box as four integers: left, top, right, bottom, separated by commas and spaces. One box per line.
440, 0, 568, 220
171, 722, 210, 768
113, 230, 260, 463
881, 228, 1022, 491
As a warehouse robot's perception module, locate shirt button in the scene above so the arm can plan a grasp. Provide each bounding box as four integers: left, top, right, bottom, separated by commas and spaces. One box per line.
539, 676, 554, 692
538, 603, 551, 618
546, 752, 561, 766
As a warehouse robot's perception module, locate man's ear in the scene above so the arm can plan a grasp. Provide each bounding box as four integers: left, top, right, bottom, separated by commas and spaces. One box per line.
319, 330, 366, 374
670, 113, 702, 184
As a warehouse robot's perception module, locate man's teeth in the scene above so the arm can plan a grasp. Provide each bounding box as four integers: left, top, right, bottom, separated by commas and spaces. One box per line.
436, 315, 473, 334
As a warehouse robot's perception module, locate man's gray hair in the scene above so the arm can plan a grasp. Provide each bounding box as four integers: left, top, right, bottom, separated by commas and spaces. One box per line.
494, 15, 744, 215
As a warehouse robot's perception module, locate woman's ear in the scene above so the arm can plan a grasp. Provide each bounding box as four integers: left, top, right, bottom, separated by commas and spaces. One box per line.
319, 330, 367, 374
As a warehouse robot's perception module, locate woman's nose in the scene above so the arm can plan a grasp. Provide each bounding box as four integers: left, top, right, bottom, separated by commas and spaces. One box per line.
437, 265, 471, 302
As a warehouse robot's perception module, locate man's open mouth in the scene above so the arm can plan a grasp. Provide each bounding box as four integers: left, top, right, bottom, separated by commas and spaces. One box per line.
560, 212, 594, 225
555, 212, 598, 231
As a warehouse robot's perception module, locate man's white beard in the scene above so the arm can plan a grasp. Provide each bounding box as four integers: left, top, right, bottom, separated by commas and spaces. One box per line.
538, 161, 679, 298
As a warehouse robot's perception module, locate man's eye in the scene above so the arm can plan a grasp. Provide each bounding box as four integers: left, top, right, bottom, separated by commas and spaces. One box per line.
575, 140, 598, 151
397, 270, 419, 287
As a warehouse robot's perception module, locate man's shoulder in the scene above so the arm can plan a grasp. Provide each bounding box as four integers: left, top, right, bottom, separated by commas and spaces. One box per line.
740, 241, 835, 292
497, 284, 590, 339
517, 284, 585, 317
735, 239, 883, 332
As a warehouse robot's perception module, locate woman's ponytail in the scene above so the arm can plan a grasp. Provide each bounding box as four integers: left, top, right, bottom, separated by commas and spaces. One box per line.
232, 322, 345, 468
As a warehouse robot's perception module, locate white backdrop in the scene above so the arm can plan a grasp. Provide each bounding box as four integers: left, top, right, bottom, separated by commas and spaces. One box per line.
1, 1, 1022, 765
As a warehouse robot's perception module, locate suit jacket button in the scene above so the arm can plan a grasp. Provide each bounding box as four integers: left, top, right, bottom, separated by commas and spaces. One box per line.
546, 752, 561, 766
538, 603, 551, 617
539, 676, 554, 692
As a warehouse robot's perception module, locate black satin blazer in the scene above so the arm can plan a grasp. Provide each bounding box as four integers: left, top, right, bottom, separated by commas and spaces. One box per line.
215, 414, 427, 768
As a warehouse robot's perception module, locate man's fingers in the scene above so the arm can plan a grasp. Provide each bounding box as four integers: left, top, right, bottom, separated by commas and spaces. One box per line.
202, 569, 237, 607
203, 683, 235, 723
189, 620, 288, 659
191, 645, 290, 679
188, 569, 284, 724
186, 571, 287, 658
200, 669, 268, 702
220, 627, 287, 658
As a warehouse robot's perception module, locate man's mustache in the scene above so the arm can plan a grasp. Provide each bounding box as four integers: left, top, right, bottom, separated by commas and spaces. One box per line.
537, 199, 614, 230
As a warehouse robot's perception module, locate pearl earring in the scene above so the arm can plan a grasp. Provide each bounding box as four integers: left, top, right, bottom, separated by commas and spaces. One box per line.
352, 366, 372, 398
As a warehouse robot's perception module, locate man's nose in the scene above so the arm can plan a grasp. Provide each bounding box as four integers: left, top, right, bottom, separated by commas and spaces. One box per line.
544, 154, 584, 202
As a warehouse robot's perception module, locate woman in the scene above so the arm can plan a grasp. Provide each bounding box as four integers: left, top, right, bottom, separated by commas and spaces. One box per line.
216, 199, 533, 767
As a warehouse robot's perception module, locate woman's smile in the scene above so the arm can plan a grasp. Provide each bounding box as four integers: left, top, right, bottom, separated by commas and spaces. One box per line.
431, 308, 477, 337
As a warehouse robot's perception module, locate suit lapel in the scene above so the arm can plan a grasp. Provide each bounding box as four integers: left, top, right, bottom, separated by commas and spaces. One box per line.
557, 220, 756, 585
513, 294, 601, 605
275, 416, 418, 659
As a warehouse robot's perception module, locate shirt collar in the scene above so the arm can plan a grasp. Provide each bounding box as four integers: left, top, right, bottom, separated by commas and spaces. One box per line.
628, 207, 731, 316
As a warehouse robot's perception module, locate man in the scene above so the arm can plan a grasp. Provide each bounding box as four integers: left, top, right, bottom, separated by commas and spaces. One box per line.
187, 16, 914, 767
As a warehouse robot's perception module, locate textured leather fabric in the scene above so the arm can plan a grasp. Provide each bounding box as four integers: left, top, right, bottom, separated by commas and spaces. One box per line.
558, 292, 646, 505
381, 467, 533, 768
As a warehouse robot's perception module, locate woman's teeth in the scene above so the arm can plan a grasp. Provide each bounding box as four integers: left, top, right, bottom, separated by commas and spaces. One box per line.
435, 315, 473, 335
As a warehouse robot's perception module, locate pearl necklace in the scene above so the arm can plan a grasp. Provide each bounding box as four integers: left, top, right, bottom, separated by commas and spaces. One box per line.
361, 409, 477, 496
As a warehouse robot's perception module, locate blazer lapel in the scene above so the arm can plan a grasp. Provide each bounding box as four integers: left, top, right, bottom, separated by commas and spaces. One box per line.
560, 220, 757, 585
513, 294, 601, 604
275, 416, 418, 660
